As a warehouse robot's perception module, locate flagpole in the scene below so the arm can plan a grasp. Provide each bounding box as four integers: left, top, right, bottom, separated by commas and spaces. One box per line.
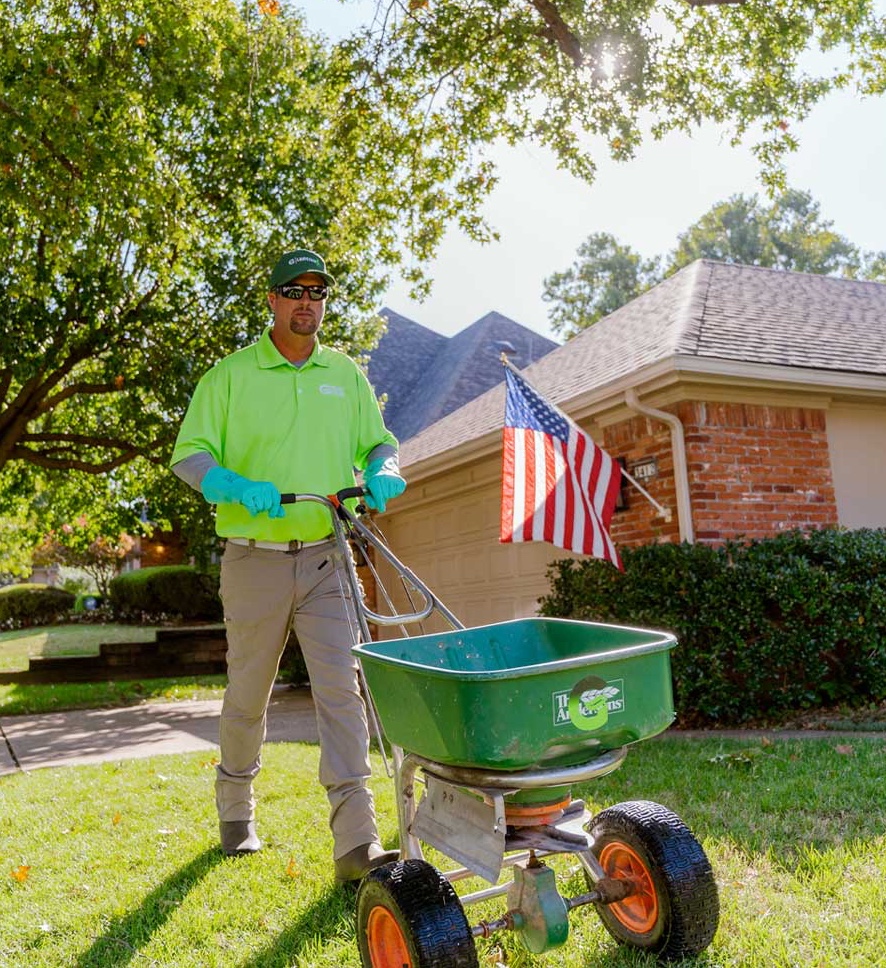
500, 355, 672, 522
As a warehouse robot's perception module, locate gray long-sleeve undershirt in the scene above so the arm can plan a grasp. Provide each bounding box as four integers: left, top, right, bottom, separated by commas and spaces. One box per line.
171, 452, 219, 493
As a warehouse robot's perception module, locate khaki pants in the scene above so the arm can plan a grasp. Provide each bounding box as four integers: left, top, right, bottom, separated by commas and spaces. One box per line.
216, 540, 379, 859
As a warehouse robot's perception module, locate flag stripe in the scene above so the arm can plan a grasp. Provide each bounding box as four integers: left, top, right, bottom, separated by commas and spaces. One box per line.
500, 367, 623, 570
500, 428, 516, 544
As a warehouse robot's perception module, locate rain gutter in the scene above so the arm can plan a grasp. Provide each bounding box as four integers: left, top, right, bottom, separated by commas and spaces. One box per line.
624, 388, 695, 544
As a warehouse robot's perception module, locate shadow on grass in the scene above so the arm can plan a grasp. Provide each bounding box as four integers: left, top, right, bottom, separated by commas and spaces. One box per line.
74, 848, 224, 968
236, 884, 356, 968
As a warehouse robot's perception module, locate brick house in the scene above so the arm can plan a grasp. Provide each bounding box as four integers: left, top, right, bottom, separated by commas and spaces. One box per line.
371, 260, 886, 632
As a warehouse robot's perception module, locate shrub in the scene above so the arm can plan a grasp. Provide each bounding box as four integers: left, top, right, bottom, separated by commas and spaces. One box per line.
0, 583, 76, 628
108, 566, 222, 621
539, 528, 886, 727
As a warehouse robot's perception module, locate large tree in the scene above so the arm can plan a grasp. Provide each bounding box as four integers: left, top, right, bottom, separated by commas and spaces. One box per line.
545, 188, 886, 336
0, 0, 495, 485
667, 189, 866, 275
542, 233, 661, 337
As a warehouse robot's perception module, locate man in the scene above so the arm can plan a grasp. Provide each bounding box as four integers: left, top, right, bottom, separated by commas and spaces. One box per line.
170, 248, 405, 884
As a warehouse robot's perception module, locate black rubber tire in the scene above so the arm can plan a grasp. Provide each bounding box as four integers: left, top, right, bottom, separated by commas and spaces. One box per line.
356, 858, 479, 968
586, 799, 719, 960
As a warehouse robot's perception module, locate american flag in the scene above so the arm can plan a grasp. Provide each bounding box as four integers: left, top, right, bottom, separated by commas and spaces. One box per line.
500, 365, 623, 569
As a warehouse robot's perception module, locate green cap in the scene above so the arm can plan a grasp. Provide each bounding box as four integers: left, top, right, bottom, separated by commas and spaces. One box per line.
269, 248, 336, 289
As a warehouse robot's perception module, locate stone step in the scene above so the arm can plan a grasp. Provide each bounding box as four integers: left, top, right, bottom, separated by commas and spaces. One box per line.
0, 626, 229, 685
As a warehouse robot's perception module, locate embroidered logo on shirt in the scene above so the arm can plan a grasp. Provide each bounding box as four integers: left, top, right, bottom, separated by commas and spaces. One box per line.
319, 384, 345, 397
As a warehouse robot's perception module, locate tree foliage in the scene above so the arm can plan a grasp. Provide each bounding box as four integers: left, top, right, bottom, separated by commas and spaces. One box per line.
0, 0, 496, 484
545, 187, 886, 336
32, 517, 135, 598
357, 0, 886, 185
0, 455, 217, 577
667, 189, 869, 276
0, 506, 37, 584
543, 232, 661, 337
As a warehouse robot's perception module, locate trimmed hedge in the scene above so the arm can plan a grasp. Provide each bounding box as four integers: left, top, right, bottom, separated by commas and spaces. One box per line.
0, 583, 76, 628
538, 528, 886, 727
108, 566, 222, 621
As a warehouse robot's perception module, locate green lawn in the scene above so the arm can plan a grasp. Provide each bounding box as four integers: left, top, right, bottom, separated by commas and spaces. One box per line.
0, 623, 160, 672
1, 737, 885, 967
0, 624, 227, 715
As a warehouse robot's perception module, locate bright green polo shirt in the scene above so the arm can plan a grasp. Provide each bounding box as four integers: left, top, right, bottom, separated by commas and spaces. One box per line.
171, 329, 398, 541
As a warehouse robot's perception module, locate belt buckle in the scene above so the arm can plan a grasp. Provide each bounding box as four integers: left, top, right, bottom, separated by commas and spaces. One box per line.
285, 539, 303, 555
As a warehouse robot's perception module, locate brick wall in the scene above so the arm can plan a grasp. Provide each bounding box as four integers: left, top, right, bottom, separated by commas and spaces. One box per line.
605, 415, 680, 546
603, 399, 838, 548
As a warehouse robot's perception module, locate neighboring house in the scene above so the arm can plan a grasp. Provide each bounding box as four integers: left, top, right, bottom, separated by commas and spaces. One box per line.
28, 565, 60, 587
128, 528, 189, 570
373, 261, 886, 633
368, 309, 558, 442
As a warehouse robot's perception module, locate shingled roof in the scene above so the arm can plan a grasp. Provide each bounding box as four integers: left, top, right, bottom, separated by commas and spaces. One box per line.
401, 259, 886, 468
367, 308, 558, 442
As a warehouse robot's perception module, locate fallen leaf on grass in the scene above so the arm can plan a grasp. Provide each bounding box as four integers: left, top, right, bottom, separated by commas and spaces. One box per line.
112, 812, 122, 826
286, 857, 299, 878
10, 865, 30, 883
834, 744, 855, 756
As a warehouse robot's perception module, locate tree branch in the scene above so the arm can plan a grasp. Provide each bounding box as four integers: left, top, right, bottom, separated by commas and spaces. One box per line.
0, 368, 12, 406
38, 380, 123, 414
528, 0, 585, 68
0, 96, 83, 180
0, 342, 92, 437
21, 431, 139, 449
10, 444, 143, 474
12, 426, 176, 473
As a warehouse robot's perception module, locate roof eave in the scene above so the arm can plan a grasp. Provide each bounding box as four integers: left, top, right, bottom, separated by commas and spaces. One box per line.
403, 354, 886, 483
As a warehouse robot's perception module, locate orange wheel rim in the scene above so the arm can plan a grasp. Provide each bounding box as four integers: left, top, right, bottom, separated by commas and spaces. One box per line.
366, 906, 412, 967
599, 841, 659, 933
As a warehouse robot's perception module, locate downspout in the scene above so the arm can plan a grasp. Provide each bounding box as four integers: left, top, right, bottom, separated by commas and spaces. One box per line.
623, 389, 695, 544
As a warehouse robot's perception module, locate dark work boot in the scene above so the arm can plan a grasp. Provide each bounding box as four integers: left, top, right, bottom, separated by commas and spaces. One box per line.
220, 820, 261, 856
334, 842, 399, 884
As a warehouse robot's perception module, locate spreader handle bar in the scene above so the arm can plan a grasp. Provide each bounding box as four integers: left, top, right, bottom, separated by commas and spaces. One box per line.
276, 491, 463, 631
280, 486, 364, 505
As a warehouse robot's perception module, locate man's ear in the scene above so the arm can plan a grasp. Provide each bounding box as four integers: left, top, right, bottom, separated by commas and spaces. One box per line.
267, 292, 276, 311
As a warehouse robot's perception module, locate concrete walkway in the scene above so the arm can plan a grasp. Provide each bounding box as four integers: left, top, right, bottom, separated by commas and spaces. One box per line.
0, 685, 318, 775
2, 687, 884, 776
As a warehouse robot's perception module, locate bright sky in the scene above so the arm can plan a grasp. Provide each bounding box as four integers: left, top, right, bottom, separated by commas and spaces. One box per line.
302, 1, 886, 341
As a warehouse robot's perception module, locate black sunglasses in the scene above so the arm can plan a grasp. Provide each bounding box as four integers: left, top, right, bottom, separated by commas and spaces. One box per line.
274, 284, 328, 301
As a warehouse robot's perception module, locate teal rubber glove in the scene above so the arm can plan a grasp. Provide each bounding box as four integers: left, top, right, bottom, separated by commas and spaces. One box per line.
363, 456, 406, 513
200, 466, 285, 518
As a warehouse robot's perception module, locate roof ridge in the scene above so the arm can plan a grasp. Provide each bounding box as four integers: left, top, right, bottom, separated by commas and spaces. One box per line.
696, 258, 886, 291
677, 259, 714, 355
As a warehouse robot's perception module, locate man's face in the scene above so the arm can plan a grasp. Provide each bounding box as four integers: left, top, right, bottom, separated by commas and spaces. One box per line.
268, 272, 327, 338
